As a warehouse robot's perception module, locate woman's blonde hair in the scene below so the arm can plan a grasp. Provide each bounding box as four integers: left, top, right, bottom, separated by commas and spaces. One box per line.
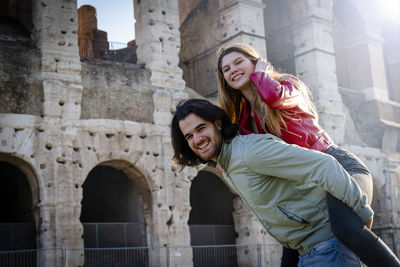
217, 43, 318, 136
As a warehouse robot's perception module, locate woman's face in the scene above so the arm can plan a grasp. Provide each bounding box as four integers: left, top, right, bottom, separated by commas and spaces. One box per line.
221, 51, 256, 91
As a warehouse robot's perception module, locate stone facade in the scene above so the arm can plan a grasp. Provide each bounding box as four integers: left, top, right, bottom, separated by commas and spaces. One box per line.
0, 0, 399, 266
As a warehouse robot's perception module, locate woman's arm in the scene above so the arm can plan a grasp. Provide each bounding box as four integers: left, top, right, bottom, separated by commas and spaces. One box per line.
250, 59, 301, 110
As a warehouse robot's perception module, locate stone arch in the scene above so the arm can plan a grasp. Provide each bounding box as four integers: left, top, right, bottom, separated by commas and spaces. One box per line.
263, 0, 297, 74
344, 0, 381, 26
0, 153, 41, 211
333, 0, 365, 90
80, 149, 158, 194
0, 153, 40, 250
333, 0, 365, 38
80, 159, 152, 248
0, 0, 33, 36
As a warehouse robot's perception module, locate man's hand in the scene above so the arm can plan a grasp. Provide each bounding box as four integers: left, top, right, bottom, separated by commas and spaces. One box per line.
365, 217, 373, 229
255, 57, 273, 74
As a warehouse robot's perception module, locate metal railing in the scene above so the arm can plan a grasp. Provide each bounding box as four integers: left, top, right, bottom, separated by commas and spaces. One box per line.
82, 222, 147, 248
79, 38, 128, 51
67, 246, 149, 267
0, 243, 282, 267
0, 222, 36, 251
0, 248, 65, 267
78, 38, 135, 62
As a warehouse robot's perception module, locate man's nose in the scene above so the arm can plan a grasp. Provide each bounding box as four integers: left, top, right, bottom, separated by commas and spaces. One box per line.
193, 134, 202, 144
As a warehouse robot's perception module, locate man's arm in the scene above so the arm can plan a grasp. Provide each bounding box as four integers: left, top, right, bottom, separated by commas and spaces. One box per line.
243, 134, 373, 222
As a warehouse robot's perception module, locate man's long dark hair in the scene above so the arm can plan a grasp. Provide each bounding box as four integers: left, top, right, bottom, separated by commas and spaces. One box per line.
171, 99, 239, 167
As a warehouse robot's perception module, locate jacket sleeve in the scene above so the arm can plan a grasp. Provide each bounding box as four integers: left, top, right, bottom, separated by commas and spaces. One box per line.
249, 72, 301, 110
243, 134, 374, 222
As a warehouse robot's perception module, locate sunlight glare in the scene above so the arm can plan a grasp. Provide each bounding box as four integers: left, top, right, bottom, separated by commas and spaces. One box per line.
379, 0, 400, 24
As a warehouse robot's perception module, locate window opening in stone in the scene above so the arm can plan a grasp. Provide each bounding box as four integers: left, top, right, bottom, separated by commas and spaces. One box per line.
0, 0, 33, 43
77, 1, 137, 63
0, 162, 36, 251
189, 170, 238, 266
80, 165, 148, 265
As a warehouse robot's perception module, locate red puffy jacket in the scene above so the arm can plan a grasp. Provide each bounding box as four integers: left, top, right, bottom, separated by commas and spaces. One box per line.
238, 71, 333, 152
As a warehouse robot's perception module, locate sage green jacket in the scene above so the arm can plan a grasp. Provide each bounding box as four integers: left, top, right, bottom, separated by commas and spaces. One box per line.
215, 134, 373, 256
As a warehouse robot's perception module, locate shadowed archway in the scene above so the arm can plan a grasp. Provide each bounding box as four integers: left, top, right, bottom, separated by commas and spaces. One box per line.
189, 170, 237, 266
0, 161, 36, 251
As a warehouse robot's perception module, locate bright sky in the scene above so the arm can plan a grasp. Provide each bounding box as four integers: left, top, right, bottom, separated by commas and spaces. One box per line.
77, 0, 135, 44
77, 0, 398, 45
379, 0, 400, 25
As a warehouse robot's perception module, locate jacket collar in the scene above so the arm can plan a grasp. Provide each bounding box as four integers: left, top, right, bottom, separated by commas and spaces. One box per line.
239, 99, 264, 134
206, 138, 233, 170
216, 139, 233, 171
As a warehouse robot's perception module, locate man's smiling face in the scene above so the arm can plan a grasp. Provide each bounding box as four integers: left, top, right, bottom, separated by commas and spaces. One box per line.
178, 113, 223, 162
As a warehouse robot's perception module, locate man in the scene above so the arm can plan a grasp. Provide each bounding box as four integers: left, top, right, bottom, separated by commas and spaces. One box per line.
171, 98, 373, 267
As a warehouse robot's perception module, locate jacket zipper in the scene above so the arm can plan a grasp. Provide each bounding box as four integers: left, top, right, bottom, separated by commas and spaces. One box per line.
282, 128, 303, 138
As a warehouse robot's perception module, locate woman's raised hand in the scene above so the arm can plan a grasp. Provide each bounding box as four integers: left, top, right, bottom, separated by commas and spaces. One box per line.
255, 57, 273, 74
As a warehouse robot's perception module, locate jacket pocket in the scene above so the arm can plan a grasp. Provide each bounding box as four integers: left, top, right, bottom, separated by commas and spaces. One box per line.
277, 205, 310, 224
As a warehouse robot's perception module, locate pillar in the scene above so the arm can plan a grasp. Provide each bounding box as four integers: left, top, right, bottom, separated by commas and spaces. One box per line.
219, 0, 267, 57
290, 0, 345, 143
32, 0, 83, 120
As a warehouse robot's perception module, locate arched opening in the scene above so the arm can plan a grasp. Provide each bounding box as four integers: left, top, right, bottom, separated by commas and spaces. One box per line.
81, 163, 150, 266
263, 0, 297, 75
0, 161, 36, 251
0, 0, 33, 39
333, 0, 366, 90
189, 170, 238, 266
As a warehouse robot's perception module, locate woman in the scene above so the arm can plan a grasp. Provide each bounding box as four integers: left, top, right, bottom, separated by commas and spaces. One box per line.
217, 43, 400, 267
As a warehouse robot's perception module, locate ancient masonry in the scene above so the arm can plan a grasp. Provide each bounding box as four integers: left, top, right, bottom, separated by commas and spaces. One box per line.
0, 0, 399, 266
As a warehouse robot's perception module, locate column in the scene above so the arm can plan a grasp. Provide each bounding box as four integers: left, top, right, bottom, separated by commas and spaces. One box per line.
291, 0, 345, 143
134, 0, 185, 92
343, 32, 389, 101
134, 0, 187, 127
32, 0, 83, 120
219, 0, 267, 57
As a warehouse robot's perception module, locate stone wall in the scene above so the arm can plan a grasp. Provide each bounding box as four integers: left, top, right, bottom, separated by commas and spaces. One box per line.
0, 0, 399, 266
80, 60, 154, 122
0, 41, 43, 116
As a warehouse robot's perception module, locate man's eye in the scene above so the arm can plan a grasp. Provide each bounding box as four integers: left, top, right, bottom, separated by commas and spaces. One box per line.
186, 135, 192, 141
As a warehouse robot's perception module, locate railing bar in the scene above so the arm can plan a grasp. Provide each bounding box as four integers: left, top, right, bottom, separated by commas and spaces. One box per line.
0, 244, 281, 267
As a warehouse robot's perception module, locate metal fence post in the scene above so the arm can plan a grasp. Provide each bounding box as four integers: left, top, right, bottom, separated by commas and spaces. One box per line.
257, 244, 262, 267
166, 246, 170, 267
61, 247, 66, 267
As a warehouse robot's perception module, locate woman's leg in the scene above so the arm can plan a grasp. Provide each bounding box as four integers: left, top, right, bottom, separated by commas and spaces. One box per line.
327, 194, 399, 266
324, 145, 373, 202
325, 146, 400, 267
280, 247, 299, 267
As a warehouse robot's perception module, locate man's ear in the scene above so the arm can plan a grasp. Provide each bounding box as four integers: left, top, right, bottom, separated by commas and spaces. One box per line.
215, 120, 222, 130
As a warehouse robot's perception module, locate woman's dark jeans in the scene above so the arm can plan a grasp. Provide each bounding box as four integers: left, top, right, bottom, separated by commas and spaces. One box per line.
281, 145, 400, 267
